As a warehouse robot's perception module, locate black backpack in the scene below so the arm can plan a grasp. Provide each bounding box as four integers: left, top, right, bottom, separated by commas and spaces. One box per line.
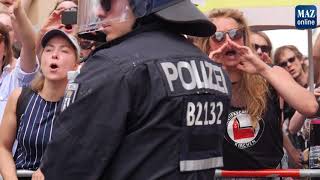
16, 87, 33, 131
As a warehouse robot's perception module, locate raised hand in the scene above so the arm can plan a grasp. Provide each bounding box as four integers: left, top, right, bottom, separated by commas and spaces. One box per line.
260, 52, 273, 64
40, 8, 64, 33
288, 148, 303, 168
208, 42, 229, 64
227, 38, 269, 74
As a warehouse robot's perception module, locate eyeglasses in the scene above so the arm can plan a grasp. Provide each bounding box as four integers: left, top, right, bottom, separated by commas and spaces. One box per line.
211, 28, 244, 43
278, 56, 296, 67
253, 44, 271, 54
80, 39, 95, 50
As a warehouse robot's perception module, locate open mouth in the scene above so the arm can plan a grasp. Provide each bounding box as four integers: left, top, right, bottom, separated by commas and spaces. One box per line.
50, 63, 59, 69
59, 25, 74, 33
225, 49, 237, 56
65, 25, 73, 30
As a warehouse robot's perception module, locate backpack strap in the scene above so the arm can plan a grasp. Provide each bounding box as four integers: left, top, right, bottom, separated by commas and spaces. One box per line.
16, 87, 33, 131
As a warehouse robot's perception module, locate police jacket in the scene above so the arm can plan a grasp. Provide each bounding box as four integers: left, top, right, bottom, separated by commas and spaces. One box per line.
40, 21, 232, 180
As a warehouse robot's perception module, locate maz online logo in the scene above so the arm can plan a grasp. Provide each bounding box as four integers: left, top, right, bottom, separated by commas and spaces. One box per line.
295, 5, 317, 29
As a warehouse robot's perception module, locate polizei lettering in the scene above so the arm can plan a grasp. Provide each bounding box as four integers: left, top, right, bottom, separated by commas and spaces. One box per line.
160, 60, 228, 95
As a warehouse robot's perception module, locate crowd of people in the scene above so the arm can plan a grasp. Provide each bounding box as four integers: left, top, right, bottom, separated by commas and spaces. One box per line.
0, 0, 318, 180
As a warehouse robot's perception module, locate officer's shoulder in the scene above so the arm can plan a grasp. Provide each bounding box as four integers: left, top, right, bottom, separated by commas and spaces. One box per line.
86, 31, 214, 73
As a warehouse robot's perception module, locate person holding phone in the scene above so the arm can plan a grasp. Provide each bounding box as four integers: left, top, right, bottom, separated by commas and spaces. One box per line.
36, 0, 78, 55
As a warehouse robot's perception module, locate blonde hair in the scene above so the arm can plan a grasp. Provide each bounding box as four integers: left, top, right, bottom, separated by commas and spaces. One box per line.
30, 72, 45, 92
194, 9, 269, 127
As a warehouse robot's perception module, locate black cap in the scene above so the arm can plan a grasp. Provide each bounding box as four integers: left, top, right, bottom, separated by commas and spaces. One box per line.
131, 0, 216, 37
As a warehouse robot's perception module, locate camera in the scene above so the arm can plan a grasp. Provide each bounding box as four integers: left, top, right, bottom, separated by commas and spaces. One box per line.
61, 8, 77, 26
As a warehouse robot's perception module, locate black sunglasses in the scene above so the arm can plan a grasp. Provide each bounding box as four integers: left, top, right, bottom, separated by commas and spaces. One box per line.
253, 44, 271, 53
278, 56, 296, 68
211, 28, 244, 43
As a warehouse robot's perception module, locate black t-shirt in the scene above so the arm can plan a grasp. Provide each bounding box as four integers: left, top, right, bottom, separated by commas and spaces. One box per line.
223, 88, 283, 170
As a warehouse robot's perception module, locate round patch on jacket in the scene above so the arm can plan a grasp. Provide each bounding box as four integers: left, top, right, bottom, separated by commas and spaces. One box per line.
225, 110, 265, 149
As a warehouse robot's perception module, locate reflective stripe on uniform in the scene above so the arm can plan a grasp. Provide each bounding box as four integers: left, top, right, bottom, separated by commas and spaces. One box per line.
180, 156, 223, 172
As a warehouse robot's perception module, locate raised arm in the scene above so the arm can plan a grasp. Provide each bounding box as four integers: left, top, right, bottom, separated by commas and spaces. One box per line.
35, 8, 63, 56
261, 66, 318, 116
228, 39, 318, 116
10, 0, 37, 72
21, 0, 32, 12
0, 88, 22, 180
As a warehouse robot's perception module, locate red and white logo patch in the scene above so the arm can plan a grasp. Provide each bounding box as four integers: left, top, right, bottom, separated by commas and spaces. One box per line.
225, 110, 264, 149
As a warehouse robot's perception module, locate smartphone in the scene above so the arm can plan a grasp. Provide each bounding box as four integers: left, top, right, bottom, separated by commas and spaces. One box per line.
61, 10, 77, 25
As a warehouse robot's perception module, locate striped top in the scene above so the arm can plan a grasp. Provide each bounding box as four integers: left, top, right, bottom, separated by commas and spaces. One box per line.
14, 90, 60, 170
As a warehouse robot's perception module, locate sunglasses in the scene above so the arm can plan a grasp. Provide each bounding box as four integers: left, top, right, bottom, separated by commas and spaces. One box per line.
211, 28, 244, 43
253, 44, 271, 53
278, 56, 296, 68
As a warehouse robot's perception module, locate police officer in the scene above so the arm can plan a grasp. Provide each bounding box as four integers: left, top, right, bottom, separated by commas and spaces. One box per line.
36, 0, 231, 179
